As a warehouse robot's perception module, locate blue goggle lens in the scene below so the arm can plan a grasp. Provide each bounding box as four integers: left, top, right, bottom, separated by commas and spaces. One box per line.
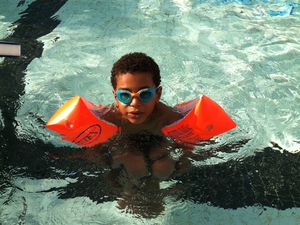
118, 92, 131, 104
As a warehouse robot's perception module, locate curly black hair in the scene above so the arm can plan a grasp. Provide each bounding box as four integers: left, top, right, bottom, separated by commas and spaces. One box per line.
111, 52, 161, 89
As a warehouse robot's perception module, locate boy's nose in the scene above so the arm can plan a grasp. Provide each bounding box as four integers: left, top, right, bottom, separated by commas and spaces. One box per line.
130, 96, 142, 106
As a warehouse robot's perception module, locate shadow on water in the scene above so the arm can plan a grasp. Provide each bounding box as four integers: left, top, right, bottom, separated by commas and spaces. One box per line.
0, 0, 69, 199
1, 0, 300, 219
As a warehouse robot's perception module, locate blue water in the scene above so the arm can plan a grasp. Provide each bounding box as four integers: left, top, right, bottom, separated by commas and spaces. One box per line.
1, 0, 300, 224
17, 0, 300, 154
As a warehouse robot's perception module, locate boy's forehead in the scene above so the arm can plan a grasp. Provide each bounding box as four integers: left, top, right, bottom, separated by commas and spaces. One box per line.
115, 72, 155, 89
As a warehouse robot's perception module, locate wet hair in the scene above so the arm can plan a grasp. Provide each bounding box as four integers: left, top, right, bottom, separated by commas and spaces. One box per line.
111, 52, 161, 89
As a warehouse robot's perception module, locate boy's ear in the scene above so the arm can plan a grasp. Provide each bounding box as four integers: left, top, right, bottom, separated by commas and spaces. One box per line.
112, 90, 119, 106
156, 86, 162, 102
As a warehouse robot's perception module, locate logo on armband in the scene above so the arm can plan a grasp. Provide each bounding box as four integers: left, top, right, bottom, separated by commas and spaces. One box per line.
73, 124, 102, 146
166, 125, 203, 144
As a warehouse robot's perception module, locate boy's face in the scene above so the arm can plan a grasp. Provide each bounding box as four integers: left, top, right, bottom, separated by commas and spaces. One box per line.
113, 72, 161, 124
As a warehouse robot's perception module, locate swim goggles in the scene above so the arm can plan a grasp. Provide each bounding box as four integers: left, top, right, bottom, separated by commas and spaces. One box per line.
116, 87, 158, 105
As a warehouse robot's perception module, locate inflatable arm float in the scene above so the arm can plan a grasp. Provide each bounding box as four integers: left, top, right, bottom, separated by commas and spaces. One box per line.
46, 95, 236, 147
162, 96, 236, 144
46, 96, 119, 147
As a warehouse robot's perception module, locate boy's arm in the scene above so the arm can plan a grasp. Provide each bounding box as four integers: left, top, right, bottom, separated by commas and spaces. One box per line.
67, 146, 112, 168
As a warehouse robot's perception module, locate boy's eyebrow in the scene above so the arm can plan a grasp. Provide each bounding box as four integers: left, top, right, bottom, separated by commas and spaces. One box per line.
118, 88, 131, 91
138, 86, 151, 90
118, 86, 151, 91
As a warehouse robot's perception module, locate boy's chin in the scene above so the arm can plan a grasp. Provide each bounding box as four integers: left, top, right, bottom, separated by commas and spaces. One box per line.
127, 117, 146, 124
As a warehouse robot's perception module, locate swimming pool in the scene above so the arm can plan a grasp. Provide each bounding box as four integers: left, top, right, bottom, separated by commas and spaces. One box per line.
1, 0, 300, 224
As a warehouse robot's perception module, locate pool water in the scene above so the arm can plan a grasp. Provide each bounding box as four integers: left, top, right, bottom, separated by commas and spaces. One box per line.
1, 0, 300, 224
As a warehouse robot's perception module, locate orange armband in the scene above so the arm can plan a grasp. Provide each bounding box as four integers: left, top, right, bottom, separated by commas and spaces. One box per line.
46, 96, 119, 147
161, 95, 236, 144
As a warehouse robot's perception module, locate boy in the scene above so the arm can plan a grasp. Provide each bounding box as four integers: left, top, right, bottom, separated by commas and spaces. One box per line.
97, 53, 187, 215
99, 52, 184, 181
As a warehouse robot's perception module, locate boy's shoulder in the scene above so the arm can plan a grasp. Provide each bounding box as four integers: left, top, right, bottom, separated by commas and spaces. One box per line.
154, 101, 183, 126
100, 104, 122, 126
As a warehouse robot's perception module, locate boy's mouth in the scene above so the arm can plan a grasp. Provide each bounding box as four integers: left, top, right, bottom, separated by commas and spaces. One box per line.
128, 111, 143, 118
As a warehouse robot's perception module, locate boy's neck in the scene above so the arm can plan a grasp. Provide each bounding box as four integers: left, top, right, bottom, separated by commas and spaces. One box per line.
121, 103, 162, 135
